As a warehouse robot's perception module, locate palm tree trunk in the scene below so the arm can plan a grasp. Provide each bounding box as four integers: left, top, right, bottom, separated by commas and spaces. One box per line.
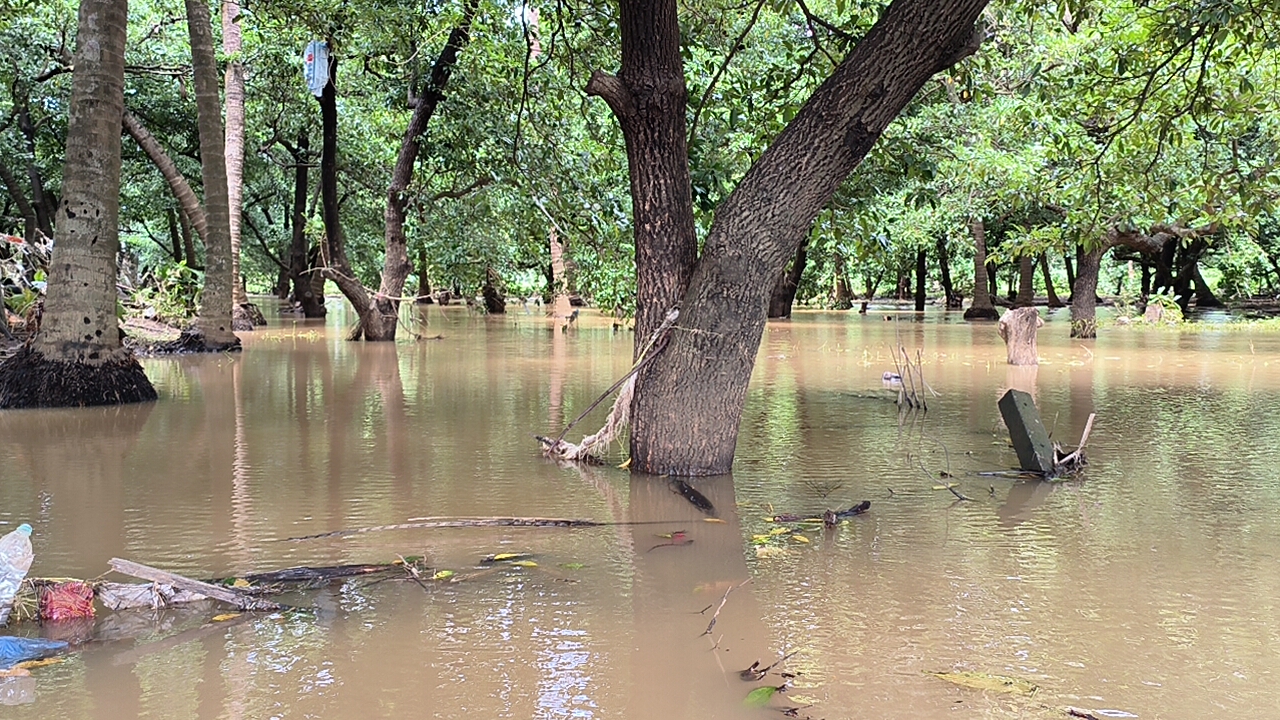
223, 0, 248, 309
0, 0, 156, 408
964, 219, 999, 320
185, 0, 240, 349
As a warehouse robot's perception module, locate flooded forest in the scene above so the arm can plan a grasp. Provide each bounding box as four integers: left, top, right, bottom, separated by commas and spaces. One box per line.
3, 0, 1280, 718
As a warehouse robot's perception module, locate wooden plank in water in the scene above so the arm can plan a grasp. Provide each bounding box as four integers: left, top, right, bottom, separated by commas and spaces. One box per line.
998, 389, 1054, 473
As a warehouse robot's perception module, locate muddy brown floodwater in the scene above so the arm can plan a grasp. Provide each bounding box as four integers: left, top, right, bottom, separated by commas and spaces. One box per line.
2, 304, 1280, 719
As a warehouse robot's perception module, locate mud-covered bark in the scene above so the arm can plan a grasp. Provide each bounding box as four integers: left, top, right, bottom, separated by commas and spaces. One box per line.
1071, 245, 1105, 339
185, 0, 240, 350
359, 0, 479, 340
0, 0, 155, 408
767, 239, 808, 318
122, 109, 208, 247
586, 0, 699, 347
622, 0, 988, 475
964, 219, 999, 320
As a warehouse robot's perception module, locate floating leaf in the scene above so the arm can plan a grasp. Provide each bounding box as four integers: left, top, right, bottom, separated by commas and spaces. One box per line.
211, 613, 241, 622
656, 531, 687, 539
769, 527, 791, 536
231, 578, 251, 588
703, 518, 726, 524
511, 560, 538, 568
484, 552, 533, 563
791, 535, 811, 544
932, 484, 959, 491
743, 685, 785, 707
431, 570, 455, 580
559, 563, 585, 570
618, 458, 632, 469
926, 671, 1038, 695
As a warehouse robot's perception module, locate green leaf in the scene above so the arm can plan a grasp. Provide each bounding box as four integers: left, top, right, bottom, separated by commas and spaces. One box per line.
743, 686, 782, 707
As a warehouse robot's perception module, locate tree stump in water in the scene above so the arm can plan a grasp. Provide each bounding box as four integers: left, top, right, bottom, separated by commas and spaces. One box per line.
997, 306, 1043, 366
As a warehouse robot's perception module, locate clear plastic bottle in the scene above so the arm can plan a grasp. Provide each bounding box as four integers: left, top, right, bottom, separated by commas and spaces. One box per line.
0, 525, 33, 626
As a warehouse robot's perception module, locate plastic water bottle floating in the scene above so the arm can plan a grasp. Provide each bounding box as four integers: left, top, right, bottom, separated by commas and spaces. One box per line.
0, 525, 33, 627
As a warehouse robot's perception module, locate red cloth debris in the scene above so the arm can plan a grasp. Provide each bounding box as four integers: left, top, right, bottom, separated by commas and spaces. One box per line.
38, 582, 96, 622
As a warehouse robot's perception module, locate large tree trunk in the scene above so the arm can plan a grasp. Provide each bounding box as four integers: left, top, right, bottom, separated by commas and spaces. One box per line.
0, 0, 156, 408
355, 0, 478, 341
122, 109, 209, 247
1071, 245, 1105, 339
223, 0, 251, 320
1013, 253, 1035, 307
767, 238, 808, 318
604, 0, 987, 475
964, 218, 999, 320
1040, 253, 1063, 307
585, 0, 699, 348
185, 0, 240, 350
287, 133, 325, 317
913, 247, 927, 311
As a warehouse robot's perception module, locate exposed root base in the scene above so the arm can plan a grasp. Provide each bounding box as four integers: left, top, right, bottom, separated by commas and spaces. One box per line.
0, 346, 158, 408
151, 328, 243, 355
233, 302, 266, 331
963, 306, 1000, 321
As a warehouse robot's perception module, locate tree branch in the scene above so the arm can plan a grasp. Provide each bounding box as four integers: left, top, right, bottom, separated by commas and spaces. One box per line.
585, 70, 637, 121
428, 175, 493, 202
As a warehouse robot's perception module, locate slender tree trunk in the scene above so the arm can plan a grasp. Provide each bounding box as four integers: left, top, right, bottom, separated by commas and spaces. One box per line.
602, 0, 987, 475
16, 107, 55, 239
859, 271, 883, 314
1063, 251, 1075, 298
185, 0, 239, 349
767, 238, 808, 318
0, 0, 155, 408
0, 157, 37, 242
913, 247, 927, 311
223, 0, 248, 309
585, 0, 699, 348
1040, 253, 1063, 307
166, 206, 182, 262
1071, 245, 1106, 339
935, 234, 960, 308
360, 0, 479, 341
178, 206, 199, 268
964, 218, 998, 320
832, 250, 853, 309
122, 109, 209, 246
1013, 253, 1035, 307
416, 246, 432, 302
287, 133, 325, 317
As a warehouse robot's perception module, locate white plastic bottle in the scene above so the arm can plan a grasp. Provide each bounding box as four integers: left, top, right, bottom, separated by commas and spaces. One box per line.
0, 524, 33, 626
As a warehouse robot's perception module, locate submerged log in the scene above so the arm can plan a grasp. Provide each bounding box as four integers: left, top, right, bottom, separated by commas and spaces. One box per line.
108, 558, 282, 612
997, 307, 1043, 365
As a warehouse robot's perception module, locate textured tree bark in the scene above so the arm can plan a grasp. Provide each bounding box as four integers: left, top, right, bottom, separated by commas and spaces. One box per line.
1070, 245, 1105, 339
223, 0, 247, 309
286, 133, 325, 317
832, 250, 853, 310
612, 0, 988, 475
122, 109, 209, 246
1013, 253, 1035, 307
185, 0, 240, 350
964, 219, 999, 320
0, 0, 155, 408
1040, 253, 1063, 307
767, 239, 808, 318
913, 247, 927, 311
998, 306, 1043, 365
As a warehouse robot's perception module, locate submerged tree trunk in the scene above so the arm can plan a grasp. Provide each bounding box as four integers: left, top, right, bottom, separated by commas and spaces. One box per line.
964, 219, 999, 320
832, 250, 853, 310
913, 247, 927, 311
1071, 245, 1105, 339
935, 234, 961, 308
185, 0, 240, 350
1014, 253, 1035, 307
0, 0, 156, 408
286, 133, 325, 317
767, 239, 808, 318
223, 0, 248, 312
598, 0, 987, 475
354, 0, 478, 341
1040, 253, 1063, 307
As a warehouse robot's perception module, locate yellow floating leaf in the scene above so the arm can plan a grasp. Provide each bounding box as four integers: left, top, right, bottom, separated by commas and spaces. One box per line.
926, 671, 1039, 696
931, 484, 958, 491
769, 527, 791, 536
703, 518, 726, 524
431, 570, 455, 580
791, 535, 811, 544
752, 534, 771, 542
12, 657, 62, 671
491, 553, 523, 561
618, 458, 632, 469
231, 578, 251, 588
211, 613, 241, 622
511, 560, 538, 568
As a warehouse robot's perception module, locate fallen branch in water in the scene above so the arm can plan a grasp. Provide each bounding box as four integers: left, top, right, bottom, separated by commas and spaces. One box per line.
286, 515, 675, 541
700, 578, 752, 637
109, 558, 283, 612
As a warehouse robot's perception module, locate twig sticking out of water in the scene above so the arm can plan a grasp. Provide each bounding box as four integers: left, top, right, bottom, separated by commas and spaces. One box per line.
701, 578, 752, 637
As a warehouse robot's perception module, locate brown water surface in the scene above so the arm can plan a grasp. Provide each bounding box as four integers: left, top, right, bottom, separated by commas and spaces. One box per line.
2, 304, 1280, 719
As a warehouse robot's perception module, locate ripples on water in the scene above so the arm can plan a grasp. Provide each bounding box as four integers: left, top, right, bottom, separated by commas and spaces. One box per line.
1, 305, 1280, 718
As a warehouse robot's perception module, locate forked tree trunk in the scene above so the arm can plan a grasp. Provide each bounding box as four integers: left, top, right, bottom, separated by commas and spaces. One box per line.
1071, 245, 1105, 339
223, 0, 247, 309
964, 218, 999, 320
598, 0, 987, 475
185, 0, 239, 350
767, 239, 808, 318
913, 247, 927, 311
1013, 253, 1035, 307
1040, 253, 1063, 307
286, 133, 325, 317
0, 0, 156, 408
